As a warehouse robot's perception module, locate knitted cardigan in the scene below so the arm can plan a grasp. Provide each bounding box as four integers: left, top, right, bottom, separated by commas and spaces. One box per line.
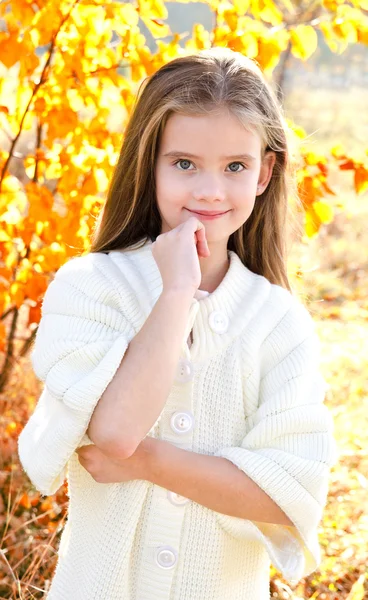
17, 237, 337, 600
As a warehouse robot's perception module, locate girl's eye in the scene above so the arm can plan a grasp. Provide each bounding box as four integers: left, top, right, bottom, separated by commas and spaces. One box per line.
174, 159, 193, 170
227, 162, 246, 172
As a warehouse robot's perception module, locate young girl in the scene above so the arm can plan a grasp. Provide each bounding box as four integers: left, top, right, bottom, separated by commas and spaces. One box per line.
18, 47, 337, 600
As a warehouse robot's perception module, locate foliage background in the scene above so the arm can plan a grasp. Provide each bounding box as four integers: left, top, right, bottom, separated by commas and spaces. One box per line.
0, 0, 367, 598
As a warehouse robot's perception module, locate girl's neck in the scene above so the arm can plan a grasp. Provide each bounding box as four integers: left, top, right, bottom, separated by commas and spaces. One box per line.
198, 242, 230, 293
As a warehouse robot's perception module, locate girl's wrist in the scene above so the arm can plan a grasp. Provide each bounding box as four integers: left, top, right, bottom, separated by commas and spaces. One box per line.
161, 287, 195, 303
140, 435, 160, 482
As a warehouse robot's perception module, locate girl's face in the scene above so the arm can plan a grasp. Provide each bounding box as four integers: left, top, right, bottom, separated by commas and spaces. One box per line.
154, 109, 276, 245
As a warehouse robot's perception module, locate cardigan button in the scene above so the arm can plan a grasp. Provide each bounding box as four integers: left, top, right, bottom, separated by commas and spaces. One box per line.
175, 358, 194, 383
155, 545, 178, 569
170, 410, 194, 434
167, 491, 190, 506
208, 310, 229, 334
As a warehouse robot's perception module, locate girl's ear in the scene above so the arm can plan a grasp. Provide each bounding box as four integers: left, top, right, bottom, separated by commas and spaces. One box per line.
256, 151, 277, 195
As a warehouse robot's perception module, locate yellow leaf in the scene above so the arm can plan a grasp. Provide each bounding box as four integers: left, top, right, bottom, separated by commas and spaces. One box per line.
257, 30, 289, 73
304, 208, 320, 238
290, 25, 318, 60
313, 200, 334, 224
233, 0, 250, 14
95, 168, 109, 193
106, 3, 139, 29
10, 282, 25, 308
186, 23, 211, 51
138, 0, 168, 20
319, 21, 341, 52
141, 17, 171, 39
1, 175, 22, 194
239, 32, 258, 57
44, 160, 63, 180
333, 19, 358, 44
0, 229, 10, 242
331, 143, 345, 158
259, 0, 283, 25
290, 123, 307, 139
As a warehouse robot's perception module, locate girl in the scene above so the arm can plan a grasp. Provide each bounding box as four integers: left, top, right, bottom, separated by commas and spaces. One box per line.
18, 47, 337, 600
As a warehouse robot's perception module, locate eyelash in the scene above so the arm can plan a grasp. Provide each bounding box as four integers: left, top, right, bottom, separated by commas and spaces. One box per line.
172, 159, 247, 172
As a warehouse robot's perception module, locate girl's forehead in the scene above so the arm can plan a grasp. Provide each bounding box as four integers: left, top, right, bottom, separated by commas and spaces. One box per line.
160, 112, 263, 152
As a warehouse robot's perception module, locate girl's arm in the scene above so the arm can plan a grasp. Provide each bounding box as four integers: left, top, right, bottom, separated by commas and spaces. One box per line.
79, 437, 293, 526
146, 438, 294, 526
87, 288, 194, 459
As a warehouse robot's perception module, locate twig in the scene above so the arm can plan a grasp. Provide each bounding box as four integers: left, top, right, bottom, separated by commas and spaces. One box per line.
0, 306, 16, 321
0, 307, 19, 393
32, 120, 43, 183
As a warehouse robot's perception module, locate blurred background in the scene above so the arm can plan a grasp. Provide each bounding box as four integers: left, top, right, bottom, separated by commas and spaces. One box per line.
0, 1, 367, 598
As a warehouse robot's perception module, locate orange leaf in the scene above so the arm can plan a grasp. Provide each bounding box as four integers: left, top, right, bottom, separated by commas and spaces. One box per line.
354, 166, 368, 195
19, 493, 32, 509
28, 302, 42, 326
0, 32, 23, 68
339, 159, 355, 170
26, 274, 48, 303
10, 0, 35, 26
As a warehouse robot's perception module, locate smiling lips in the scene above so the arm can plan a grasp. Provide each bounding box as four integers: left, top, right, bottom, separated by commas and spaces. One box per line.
186, 209, 230, 219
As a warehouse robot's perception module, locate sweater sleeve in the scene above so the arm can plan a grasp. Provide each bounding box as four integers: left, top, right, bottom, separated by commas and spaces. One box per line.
213, 299, 339, 583
17, 253, 153, 497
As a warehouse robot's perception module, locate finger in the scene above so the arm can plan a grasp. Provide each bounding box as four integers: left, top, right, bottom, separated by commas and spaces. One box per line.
195, 224, 210, 258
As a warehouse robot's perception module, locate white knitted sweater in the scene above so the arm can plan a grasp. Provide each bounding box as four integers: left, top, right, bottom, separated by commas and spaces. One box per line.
17, 237, 337, 600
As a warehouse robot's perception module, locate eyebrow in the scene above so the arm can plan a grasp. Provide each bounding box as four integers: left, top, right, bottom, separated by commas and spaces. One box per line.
163, 151, 256, 161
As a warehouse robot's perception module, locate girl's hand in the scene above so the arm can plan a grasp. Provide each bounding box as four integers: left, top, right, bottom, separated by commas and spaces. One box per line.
76, 437, 154, 484
151, 216, 210, 297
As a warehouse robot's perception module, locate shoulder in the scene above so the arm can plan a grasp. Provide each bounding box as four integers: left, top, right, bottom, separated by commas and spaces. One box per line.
41, 243, 155, 324
42, 250, 145, 318
259, 282, 320, 375
52, 251, 116, 284
265, 283, 315, 335
45, 252, 123, 303
52, 238, 156, 292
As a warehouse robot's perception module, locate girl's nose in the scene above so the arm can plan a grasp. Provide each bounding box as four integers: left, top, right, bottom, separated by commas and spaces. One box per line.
192, 174, 226, 202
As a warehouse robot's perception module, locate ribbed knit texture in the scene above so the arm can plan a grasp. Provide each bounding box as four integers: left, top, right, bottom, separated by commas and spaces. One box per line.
17, 238, 338, 600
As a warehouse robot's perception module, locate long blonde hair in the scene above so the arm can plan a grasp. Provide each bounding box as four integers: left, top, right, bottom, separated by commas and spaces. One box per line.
90, 47, 301, 291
